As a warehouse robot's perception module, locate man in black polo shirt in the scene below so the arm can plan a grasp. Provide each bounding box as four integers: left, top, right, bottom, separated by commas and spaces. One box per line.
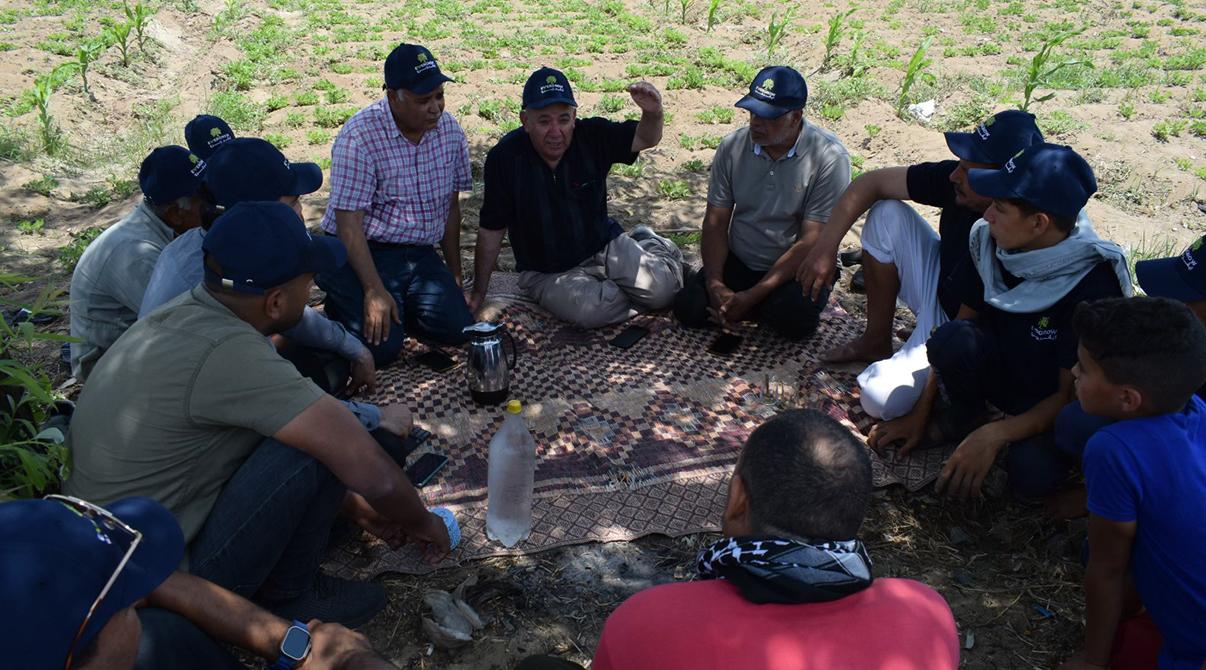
469, 67, 683, 328
796, 111, 1044, 421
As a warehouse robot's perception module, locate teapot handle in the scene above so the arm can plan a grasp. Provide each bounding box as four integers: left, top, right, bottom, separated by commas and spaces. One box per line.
504, 330, 518, 370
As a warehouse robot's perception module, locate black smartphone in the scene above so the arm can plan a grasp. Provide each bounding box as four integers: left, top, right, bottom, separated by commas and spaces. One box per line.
708, 332, 743, 356
406, 452, 449, 488
415, 350, 458, 373
609, 325, 650, 349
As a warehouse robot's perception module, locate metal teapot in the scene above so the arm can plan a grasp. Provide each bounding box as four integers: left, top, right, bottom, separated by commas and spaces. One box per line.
462, 322, 518, 405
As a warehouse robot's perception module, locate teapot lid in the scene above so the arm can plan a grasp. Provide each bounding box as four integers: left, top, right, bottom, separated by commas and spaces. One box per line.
463, 321, 503, 335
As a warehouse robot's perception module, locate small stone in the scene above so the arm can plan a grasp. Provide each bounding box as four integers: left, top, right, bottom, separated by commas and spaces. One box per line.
964, 632, 976, 650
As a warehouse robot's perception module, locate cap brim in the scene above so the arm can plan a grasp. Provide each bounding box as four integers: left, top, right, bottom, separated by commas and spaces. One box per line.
735, 95, 791, 119
288, 162, 324, 196
409, 73, 455, 95
966, 167, 1018, 201
304, 235, 348, 276
524, 96, 577, 110
1136, 257, 1206, 302
944, 131, 994, 163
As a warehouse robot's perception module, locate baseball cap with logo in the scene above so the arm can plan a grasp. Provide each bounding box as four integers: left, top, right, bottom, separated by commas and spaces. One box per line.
184, 114, 235, 160
203, 137, 323, 208
944, 109, 1044, 165
735, 66, 808, 119
1136, 235, 1206, 303
203, 201, 347, 293
384, 43, 454, 93
139, 145, 205, 206
967, 143, 1097, 220
522, 67, 577, 110
0, 495, 183, 667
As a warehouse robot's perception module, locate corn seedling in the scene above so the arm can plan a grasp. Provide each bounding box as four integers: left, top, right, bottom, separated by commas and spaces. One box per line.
841, 30, 868, 78
1019, 30, 1088, 112
896, 37, 933, 116
124, 0, 154, 54
766, 8, 794, 61
823, 9, 856, 69
677, 0, 692, 24
706, 0, 721, 31
74, 40, 105, 99
105, 20, 133, 67
30, 72, 64, 154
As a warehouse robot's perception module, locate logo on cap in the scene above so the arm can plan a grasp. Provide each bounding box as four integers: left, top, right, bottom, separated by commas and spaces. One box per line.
539, 74, 566, 96
1005, 148, 1024, 174
210, 127, 222, 138
546, 75, 557, 84
754, 77, 777, 100
414, 51, 437, 74
417, 52, 428, 63
1185, 243, 1200, 272
188, 153, 206, 177
1031, 314, 1057, 341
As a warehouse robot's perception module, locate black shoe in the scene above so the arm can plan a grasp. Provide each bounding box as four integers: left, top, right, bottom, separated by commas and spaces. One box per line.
262, 573, 387, 629
839, 249, 863, 267
850, 268, 866, 293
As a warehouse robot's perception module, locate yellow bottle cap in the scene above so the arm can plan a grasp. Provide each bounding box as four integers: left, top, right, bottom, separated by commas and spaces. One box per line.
506, 400, 522, 414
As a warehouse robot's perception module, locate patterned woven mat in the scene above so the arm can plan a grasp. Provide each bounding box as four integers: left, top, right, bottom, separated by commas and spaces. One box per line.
323, 273, 949, 577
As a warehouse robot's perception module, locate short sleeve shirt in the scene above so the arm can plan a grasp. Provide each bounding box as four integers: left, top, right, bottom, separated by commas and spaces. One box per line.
1085, 396, 1206, 669
63, 286, 325, 544
906, 160, 985, 319
479, 117, 638, 273
320, 101, 472, 245
69, 200, 176, 380
140, 226, 204, 317
708, 121, 851, 272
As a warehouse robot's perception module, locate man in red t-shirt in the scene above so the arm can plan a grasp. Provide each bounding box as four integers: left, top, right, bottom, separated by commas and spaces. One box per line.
521, 409, 960, 670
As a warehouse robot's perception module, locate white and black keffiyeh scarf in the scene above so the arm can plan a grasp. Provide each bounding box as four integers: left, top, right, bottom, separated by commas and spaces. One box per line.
696, 536, 874, 604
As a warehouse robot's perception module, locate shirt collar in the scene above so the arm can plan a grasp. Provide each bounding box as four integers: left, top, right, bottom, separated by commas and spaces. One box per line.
751, 120, 806, 160
136, 199, 178, 244
752, 143, 796, 159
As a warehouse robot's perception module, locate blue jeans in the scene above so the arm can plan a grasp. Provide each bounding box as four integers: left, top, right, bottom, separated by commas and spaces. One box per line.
1055, 400, 1115, 463
188, 438, 347, 601
137, 608, 242, 670
316, 245, 472, 365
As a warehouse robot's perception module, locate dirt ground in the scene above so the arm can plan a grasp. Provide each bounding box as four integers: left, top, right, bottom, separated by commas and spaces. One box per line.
3, 0, 1205, 666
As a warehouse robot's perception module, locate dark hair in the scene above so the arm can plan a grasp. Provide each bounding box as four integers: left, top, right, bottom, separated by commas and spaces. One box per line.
735, 409, 871, 541
1074, 297, 1206, 413
1004, 197, 1076, 233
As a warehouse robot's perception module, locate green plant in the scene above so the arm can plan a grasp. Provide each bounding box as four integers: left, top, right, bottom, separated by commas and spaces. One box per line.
682, 158, 706, 172
897, 37, 933, 115
15, 219, 45, 235
657, 179, 691, 199
706, 0, 721, 31
305, 129, 331, 144
865, 123, 881, 139
294, 90, 319, 106
822, 9, 856, 69
266, 93, 289, 111
1118, 99, 1135, 119
284, 110, 306, 127
263, 132, 292, 148
58, 227, 102, 270
1151, 119, 1186, 142
597, 94, 626, 114
124, 0, 154, 53
677, 0, 692, 24
105, 20, 134, 67
611, 159, 644, 177
0, 125, 32, 162
30, 73, 62, 155
73, 40, 105, 99
208, 91, 265, 130
1019, 30, 1089, 111
765, 8, 794, 60
23, 175, 58, 197
325, 88, 350, 104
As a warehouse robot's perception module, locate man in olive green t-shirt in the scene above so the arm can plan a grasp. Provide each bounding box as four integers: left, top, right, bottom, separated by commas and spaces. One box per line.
65, 201, 450, 629
673, 66, 851, 340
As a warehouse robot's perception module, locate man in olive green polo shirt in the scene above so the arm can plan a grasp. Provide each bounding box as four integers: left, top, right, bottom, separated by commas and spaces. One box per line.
64, 201, 449, 629
673, 66, 851, 340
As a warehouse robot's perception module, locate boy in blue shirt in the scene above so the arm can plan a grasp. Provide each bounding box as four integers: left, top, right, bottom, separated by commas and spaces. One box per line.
1060, 297, 1206, 670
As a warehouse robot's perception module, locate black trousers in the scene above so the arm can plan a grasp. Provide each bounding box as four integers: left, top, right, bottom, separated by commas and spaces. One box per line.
673, 253, 830, 341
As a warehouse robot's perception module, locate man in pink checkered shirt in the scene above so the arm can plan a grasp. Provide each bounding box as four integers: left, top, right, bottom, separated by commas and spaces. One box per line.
317, 43, 474, 365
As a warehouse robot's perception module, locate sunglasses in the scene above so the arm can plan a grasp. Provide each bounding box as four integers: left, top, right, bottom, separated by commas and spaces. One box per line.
43, 495, 143, 670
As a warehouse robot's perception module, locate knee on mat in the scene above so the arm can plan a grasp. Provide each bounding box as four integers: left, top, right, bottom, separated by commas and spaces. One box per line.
1005, 437, 1069, 499
673, 283, 710, 328
859, 381, 915, 421
926, 319, 981, 372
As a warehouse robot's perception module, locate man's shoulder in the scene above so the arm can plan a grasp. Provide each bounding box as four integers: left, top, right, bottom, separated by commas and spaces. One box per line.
716, 125, 752, 155
437, 110, 466, 138
1066, 258, 1125, 302
339, 99, 387, 140
801, 120, 849, 159
487, 127, 528, 161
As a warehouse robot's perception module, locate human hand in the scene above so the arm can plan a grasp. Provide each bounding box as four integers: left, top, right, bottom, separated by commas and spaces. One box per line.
407, 511, 452, 565
867, 405, 931, 458
797, 242, 839, 302
706, 279, 735, 313
627, 81, 663, 114
934, 423, 1007, 499
345, 348, 377, 397
298, 619, 387, 670
362, 288, 400, 347
718, 290, 758, 324
1056, 652, 1108, 670
377, 404, 413, 437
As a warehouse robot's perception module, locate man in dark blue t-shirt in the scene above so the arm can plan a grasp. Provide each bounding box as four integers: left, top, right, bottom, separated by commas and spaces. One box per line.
867, 144, 1132, 501
797, 111, 1044, 420
470, 67, 683, 328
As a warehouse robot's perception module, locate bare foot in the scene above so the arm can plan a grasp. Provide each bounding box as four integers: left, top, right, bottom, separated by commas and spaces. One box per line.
1044, 485, 1088, 519
822, 335, 893, 364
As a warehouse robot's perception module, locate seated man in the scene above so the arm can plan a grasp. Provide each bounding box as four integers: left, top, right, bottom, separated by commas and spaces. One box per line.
674, 66, 851, 341
69, 145, 206, 381
317, 43, 474, 364
140, 137, 377, 397
184, 113, 234, 160
523, 409, 959, 669
470, 67, 683, 329
869, 144, 1132, 501
1, 495, 397, 669
1060, 297, 1206, 670
798, 110, 1043, 418
65, 202, 451, 628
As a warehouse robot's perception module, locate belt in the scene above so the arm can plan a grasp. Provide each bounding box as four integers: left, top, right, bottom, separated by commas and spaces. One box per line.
367, 240, 433, 250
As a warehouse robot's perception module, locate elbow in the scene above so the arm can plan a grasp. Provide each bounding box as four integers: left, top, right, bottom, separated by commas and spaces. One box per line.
358, 470, 400, 502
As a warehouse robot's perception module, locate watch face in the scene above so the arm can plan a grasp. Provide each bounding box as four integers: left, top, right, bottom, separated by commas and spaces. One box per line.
281, 625, 311, 660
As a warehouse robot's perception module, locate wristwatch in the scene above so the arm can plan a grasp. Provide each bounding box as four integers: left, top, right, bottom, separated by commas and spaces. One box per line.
269, 620, 312, 670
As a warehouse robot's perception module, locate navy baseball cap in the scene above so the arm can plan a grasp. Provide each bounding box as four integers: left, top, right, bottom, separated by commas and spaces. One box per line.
139, 145, 205, 206
0, 496, 183, 667
1136, 236, 1206, 303
203, 137, 323, 208
735, 66, 808, 119
967, 143, 1097, 220
522, 67, 577, 110
184, 114, 235, 160
945, 110, 1044, 165
203, 201, 346, 293
384, 43, 453, 93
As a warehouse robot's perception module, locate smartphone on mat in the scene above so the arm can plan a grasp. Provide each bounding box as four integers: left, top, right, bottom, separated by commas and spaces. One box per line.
609, 325, 650, 349
406, 453, 449, 488
708, 332, 743, 356
415, 350, 458, 373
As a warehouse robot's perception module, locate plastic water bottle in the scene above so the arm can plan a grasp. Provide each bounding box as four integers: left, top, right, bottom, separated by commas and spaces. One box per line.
486, 400, 536, 547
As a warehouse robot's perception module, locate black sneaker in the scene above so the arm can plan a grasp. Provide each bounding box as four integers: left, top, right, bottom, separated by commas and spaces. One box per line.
850, 268, 866, 293
262, 573, 387, 629
839, 249, 863, 267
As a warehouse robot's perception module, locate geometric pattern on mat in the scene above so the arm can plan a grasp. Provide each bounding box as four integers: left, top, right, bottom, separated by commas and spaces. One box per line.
323, 272, 950, 578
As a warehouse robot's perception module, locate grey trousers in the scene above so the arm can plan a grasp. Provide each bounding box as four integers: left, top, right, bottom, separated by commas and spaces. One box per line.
519, 233, 683, 329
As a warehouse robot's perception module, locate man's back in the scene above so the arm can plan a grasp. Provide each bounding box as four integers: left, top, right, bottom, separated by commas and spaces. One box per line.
592, 578, 959, 670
